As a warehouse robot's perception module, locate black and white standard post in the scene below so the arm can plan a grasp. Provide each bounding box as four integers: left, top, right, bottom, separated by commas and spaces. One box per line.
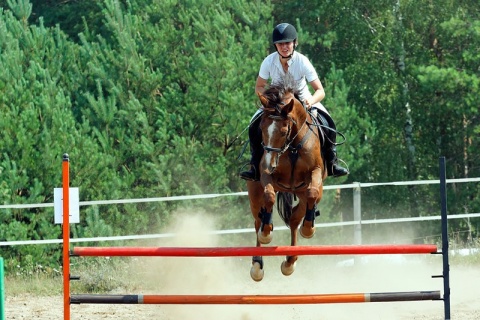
439, 156, 451, 320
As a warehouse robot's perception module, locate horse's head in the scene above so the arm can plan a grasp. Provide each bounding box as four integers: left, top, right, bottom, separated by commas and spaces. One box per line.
258, 83, 306, 175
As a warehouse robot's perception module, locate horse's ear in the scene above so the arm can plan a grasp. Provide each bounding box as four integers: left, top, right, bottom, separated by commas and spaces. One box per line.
283, 98, 295, 115
258, 93, 269, 108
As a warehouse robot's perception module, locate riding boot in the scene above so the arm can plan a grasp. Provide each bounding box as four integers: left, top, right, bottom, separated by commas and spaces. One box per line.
324, 145, 349, 177
240, 148, 262, 181
240, 116, 263, 181
317, 111, 349, 178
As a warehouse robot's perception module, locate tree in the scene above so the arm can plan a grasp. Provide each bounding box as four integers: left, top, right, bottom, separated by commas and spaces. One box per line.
1, 0, 276, 269
272, 0, 480, 236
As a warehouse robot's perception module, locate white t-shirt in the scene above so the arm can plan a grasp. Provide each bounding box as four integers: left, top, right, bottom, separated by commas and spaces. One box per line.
258, 51, 326, 113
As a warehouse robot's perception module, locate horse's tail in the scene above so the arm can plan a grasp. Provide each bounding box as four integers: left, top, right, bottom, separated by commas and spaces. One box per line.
276, 192, 294, 226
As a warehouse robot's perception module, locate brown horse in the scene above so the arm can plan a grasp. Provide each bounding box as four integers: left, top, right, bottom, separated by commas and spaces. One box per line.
247, 79, 326, 281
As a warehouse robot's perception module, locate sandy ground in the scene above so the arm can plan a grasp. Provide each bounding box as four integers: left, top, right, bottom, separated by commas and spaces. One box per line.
5, 214, 480, 319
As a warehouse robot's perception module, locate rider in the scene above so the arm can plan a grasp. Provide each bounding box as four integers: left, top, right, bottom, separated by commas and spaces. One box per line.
240, 22, 349, 181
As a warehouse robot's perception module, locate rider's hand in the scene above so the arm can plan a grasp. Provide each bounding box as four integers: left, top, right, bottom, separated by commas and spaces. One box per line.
303, 98, 312, 109
303, 99, 316, 117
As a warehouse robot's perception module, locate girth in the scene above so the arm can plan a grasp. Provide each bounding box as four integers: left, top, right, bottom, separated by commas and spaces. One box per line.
286, 124, 314, 190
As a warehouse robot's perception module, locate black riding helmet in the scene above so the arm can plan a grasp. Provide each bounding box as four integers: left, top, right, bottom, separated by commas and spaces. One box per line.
272, 23, 297, 44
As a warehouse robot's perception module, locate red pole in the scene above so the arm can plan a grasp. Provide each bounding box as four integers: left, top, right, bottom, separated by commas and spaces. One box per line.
62, 154, 70, 320
72, 244, 438, 257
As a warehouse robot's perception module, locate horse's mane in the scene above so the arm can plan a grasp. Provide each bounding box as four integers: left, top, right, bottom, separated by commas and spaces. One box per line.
262, 75, 301, 106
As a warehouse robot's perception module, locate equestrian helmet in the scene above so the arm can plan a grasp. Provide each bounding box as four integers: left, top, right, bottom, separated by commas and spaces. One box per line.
272, 23, 297, 44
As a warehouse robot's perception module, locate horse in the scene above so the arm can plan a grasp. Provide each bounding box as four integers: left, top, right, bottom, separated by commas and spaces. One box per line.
247, 79, 326, 281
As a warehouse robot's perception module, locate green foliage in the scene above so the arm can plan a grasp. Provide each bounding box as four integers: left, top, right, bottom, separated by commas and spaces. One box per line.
0, 0, 271, 268
0, 0, 479, 271
6, 0, 31, 22
272, 0, 480, 236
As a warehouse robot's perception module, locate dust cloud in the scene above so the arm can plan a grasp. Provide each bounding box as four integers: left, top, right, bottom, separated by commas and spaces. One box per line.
6, 210, 479, 319
132, 209, 467, 320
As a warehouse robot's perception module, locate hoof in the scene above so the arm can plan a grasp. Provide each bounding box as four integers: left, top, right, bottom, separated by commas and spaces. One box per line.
280, 260, 295, 276
257, 227, 273, 244
300, 226, 315, 239
300, 220, 315, 239
250, 262, 264, 282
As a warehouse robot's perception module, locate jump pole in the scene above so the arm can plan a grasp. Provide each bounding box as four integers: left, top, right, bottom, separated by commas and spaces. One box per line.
72, 244, 438, 257
71, 291, 441, 305
62, 154, 71, 320
63, 158, 452, 318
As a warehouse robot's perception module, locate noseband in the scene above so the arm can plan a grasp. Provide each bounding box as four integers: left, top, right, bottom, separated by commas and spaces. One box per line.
262, 103, 312, 166
262, 114, 295, 155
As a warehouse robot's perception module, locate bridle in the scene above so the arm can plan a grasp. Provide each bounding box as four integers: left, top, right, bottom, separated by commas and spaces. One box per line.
262, 100, 313, 178
262, 114, 307, 154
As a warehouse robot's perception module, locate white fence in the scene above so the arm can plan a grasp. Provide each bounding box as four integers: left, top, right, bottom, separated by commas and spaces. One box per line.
1, 178, 480, 247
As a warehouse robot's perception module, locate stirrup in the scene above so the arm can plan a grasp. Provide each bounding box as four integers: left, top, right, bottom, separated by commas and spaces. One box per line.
329, 164, 349, 177
327, 159, 349, 177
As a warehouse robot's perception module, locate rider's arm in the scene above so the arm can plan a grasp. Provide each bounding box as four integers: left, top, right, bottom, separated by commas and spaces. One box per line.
304, 78, 325, 108
255, 76, 268, 96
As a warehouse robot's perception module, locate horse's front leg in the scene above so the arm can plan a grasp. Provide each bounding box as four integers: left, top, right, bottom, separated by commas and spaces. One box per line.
300, 168, 324, 238
257, 182, 275, 245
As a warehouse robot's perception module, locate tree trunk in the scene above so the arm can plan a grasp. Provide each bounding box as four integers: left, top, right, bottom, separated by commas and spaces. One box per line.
394, 0, 418, 216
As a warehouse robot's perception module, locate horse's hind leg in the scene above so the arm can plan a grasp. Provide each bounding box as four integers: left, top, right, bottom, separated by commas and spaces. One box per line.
281, 228, 300, 276
250, 217, 265, 281
251, 255, 264, 282
281, 202, 304, 276
247, 181, 266, 282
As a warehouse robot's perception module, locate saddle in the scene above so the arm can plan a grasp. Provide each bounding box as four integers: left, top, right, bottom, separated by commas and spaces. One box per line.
307, 109, 333, 148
